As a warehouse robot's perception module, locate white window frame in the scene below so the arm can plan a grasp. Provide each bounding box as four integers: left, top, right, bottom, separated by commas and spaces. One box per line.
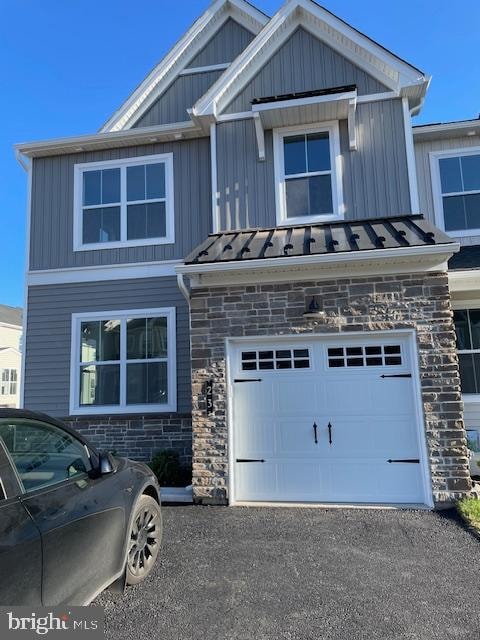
69, 307, 177, 415
73, 153, 175, 251
0, 369, 17, 396
273, 121, 344, 226
430, 146, 480, 238
452, 303, 480, 403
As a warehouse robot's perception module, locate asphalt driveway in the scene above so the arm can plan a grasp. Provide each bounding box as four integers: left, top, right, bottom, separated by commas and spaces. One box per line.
96, 506, 480, 639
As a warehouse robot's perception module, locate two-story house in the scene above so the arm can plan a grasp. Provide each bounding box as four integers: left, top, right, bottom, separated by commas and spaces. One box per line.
16, 0, 476, 508
0, 305, 22, 409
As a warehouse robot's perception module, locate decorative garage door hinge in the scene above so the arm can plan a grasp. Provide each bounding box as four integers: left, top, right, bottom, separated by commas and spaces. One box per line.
236, 459, 265, 463
387, 459, 420, 463
380, 373, 412, 378
234, 378, 262, 383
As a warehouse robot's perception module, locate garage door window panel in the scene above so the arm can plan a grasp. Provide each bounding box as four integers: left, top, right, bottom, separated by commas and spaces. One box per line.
241, 348, 311, 371
327, 345, 402, 368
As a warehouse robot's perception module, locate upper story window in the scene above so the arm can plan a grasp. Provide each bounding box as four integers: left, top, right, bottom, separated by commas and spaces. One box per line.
70, 308, 176, 415
431, 148, 480, 237
273, 122, 343, 226
74, 154, 174, 251
454, 308, 480, 396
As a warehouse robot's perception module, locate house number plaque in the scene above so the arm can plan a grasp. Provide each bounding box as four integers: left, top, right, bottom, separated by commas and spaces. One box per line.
204, 379, 214, 415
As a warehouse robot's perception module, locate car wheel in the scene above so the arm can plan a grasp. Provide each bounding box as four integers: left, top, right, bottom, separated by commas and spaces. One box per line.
126, 495, 162, 585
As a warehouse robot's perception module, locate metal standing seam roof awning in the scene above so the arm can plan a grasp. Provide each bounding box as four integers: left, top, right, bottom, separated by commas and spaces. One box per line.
184, 215, 456, 266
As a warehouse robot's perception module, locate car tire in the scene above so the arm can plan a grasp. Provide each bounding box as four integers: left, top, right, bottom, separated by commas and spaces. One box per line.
126, 494, 162, 585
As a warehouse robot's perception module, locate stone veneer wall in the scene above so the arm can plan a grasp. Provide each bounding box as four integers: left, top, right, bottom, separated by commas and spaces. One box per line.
189, 271, 471, 506
64, 414, 192, 464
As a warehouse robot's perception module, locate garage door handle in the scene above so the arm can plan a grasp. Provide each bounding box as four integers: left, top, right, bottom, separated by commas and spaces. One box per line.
313, 422, 318, 444
234, 378, 262, 383
381, 373, 412, 378
236, 459, 265, 463
328, 422, 333, 445
387, 459, 420, 463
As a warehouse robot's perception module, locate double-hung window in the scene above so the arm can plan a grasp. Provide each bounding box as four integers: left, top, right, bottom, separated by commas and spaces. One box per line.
453, 308, 480, 396
432, 148, 480, 235
74, 154, 174, 250
0, 369, 17, 396
273, 122, 343, 225
70, 308, 176, 414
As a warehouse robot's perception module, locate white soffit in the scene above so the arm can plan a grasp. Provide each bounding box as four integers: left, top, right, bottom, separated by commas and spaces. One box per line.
100, 0, 268, 133
193, 0, 429, 118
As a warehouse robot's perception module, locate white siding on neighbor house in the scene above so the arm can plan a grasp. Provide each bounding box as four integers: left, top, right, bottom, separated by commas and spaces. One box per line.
0, 324, 21, 350
414, 134, 480, 246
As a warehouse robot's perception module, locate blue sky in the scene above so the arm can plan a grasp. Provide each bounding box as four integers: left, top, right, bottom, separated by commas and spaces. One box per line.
1, 0, 479, 308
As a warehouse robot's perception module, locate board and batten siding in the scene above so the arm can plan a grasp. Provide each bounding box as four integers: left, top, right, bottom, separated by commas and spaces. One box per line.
133, 70, 224, 128
216, 99, 410, 230
223, 27, 388, 114
23, 277, 191, 417
30, 138, 211, 271
133, 19, 255, 129
187, 18, 255, 67
415, 134, 480, 246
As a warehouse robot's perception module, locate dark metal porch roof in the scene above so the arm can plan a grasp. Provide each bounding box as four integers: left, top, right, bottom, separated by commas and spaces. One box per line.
184, 215, 455, 266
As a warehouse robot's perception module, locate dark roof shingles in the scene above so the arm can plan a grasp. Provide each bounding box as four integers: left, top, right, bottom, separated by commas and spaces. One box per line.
0, 305, 22, 326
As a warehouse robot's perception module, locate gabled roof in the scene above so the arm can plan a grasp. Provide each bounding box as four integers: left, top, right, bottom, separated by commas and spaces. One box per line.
185, 215, 454, 265
0, 305, 22, 328
100, 0, 268, 132
193, 0, 430, 118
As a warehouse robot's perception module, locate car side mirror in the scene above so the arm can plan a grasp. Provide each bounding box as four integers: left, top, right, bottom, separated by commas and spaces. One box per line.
98, 451, 117, 475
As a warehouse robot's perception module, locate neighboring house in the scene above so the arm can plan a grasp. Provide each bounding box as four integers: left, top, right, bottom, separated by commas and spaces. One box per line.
15, 0, 477, 507
0, 305, 22, 408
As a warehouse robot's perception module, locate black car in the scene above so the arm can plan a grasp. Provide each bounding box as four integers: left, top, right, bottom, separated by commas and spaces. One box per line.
0, 409, 162, 605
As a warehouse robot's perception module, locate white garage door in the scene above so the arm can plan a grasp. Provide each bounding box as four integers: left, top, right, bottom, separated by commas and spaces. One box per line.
230, 334, 430, 505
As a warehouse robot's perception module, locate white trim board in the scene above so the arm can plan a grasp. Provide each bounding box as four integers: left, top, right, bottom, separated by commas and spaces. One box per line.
20, 157, 32, 409
26, 260, 183, 286
100, 0, 268, 132
69, 307, 177, 416
176, 243, 459, 286
402, 97, 420, 214
193, 0, 429, 118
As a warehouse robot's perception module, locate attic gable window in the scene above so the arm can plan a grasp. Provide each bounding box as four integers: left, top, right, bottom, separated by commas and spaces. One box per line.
273, 122, 343, 226
73, 153, 174, 251
432, 148, 480, 237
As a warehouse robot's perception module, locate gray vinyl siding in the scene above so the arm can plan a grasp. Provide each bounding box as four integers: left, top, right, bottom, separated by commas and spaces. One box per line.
132, 19, 255, 128
340, 99, 411, 219
415, 134, 480, 246
187, 18, 255, 67
30, 138, 211, 271
216, 99, 410, 230
133, 70, 223, 127
224, 27, 388, 114
23, 277, 191, 417
216, 119, 276, 229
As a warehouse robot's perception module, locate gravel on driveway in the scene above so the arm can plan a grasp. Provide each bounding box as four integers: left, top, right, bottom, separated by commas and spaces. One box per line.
96, 505, 480, 640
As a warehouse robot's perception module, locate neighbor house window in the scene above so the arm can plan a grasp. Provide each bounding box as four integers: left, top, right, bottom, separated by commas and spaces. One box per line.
454, 309, 480, 395
273, 122, 343, 225
74, 154, 174, 250
433, 149, 480, 235
70, 308, 176, 414
0, 369, 17, 396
